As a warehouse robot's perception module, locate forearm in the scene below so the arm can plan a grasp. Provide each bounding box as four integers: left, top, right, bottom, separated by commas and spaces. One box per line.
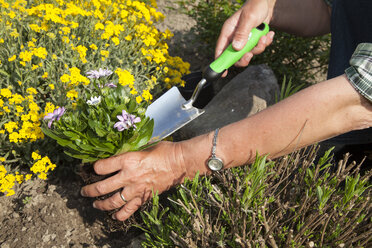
270, 0, 331, 36
181, 75, 372, 177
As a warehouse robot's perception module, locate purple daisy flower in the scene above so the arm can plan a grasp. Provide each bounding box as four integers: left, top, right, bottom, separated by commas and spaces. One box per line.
114, 110, 141, 131
104, 82, 117, 88
86, 68, 113, 79
44, 107, 65, 128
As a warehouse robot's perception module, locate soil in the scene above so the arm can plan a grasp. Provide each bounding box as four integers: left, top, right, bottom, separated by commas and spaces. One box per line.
0, 1, 204, 248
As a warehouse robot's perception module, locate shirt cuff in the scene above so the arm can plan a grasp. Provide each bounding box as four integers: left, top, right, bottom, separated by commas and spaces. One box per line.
345, 43, 372, 103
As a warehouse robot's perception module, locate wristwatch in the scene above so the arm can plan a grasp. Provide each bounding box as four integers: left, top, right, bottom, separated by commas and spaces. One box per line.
207, 128, 224, 171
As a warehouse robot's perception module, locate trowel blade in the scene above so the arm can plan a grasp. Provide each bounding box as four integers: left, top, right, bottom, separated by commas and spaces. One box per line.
145, 86, 204, 143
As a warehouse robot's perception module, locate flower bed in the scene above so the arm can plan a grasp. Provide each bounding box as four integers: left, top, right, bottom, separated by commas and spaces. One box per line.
0, 0, 190, 196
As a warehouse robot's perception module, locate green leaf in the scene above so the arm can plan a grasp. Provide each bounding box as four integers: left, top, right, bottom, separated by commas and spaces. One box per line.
42, 127, 71, 146
0, 69, 10, 77
63, 131, 80, 140
64, 151, 97, 162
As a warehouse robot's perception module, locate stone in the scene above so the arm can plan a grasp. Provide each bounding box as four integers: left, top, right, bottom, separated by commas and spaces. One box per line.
173, 64, 279, 140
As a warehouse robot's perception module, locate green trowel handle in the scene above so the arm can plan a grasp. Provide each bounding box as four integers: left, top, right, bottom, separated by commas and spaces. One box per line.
203, 23, 269, 82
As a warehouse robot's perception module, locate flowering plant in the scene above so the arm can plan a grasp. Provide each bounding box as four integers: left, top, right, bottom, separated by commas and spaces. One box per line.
41, 69, 154, 163
0, 0, 190, 196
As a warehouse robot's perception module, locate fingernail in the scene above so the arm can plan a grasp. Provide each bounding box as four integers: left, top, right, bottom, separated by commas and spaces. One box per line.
269, 32, 275, 39
261, 36, 267, 44
112, 214, 116, 220
232, 40, 244, 50
80, 188, 86, 197
245, 53, 253, 62
92, 202, 97, 208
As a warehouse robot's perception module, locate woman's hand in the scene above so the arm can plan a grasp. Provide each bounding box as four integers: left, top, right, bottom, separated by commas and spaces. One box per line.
80, 141, 188, 221
215, 0, 276, 70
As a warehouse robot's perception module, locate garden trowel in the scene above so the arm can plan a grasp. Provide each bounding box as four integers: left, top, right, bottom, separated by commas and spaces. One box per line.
145, 23, 269, 143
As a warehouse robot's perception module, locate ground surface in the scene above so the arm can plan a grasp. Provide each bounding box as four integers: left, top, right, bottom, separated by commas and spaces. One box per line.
0, 1, 203, 247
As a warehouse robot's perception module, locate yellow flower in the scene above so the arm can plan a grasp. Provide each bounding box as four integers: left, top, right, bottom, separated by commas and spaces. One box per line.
61, 26, 70, 34
15, 174, 24, 184
130, 88, 138, 95
116, 68, 135, 86
62, 36, 70, 44
60, 74, 70, 83
66, 89, 78, 100
1, 88, 12, 98
33, 47, 47, 59
44, 102, 55, 115
29, 24, 41, 32
0, 157, 5, 162
42, 72, 48, 79
19, 50, 33, 62
16, 106, 24, 113
95, 22, 104, 30
32, 64, 39, 70
70, 22, 79, 29
0, 38, 4, 43
8, 55, 16, 62
136, 96, 142, 104
26, 87, 38, 95
10, 29, 19, 37
3, 106, 10, 113
32, 152, 41, 160
9, 132, 20, 143
100, 50, 109, 57
142, 90, 153, 102
28, 41, 36, 48
112, 37, 120, 46
89, 44, 98, 50
125, 35, 132, 41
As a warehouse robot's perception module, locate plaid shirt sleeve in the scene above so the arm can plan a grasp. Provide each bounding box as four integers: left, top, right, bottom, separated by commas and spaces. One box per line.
345, 43, 372, 103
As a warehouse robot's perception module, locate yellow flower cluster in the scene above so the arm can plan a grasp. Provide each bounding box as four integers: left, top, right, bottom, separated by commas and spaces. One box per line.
116, 68, 135, 87
0, 157, 32, 197
60, 67, 90, 88
30, 152, 56, 180
0, 0, 191, 196
0, 88, 44, 143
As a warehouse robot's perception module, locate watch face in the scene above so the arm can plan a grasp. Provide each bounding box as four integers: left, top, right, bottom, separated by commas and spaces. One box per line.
207, 157, 224, 171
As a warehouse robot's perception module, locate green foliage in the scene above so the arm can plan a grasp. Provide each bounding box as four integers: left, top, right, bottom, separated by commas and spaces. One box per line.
275, 75, 306, 102
42, 78, 154, 163
141, 146, 371, 247
0, 0, 190, 195
177, 0, 330, 85
22, 196, 32, 205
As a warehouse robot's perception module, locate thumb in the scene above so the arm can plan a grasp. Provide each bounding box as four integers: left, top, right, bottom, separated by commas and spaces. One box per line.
231, 10, 256, 51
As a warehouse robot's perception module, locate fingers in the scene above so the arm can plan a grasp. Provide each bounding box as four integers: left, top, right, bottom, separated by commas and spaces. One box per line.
93, 185, 152, 221
231, 8, 257, 51
93, 155, 124, 175
233, 31, 274, 67
113, 197, 143, 221
93, 190, 126, 210
250, 31, 274, 55
215, 15, 239, 58
81, 170, 125, 197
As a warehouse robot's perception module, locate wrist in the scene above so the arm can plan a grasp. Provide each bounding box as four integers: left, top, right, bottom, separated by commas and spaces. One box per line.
177, 132, 214, 179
